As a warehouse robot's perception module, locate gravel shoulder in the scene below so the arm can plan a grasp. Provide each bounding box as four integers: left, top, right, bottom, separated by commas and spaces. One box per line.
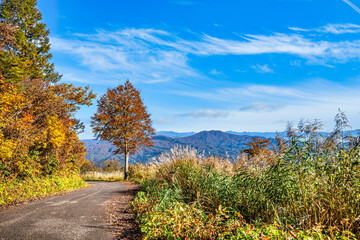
0, 181, 140, 240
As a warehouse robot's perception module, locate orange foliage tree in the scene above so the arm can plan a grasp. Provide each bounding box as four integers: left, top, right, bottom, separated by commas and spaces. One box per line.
241, 138, 272, 158
91, 80, 155, 179
0, 1, 96, 179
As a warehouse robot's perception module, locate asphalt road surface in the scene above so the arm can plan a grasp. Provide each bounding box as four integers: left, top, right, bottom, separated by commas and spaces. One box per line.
0, 182, 135, 240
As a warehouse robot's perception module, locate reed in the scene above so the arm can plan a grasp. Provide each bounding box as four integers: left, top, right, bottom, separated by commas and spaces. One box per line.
132, 111, 360, 239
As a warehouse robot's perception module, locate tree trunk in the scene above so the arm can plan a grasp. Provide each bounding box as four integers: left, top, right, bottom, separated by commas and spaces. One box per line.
124, 149, 129, 180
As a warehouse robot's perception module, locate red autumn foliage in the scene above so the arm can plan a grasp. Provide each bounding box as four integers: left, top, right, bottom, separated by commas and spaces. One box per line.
91, 80, 155, 179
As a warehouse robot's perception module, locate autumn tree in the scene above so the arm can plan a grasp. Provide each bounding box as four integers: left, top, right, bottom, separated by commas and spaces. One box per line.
241, 138, 272, 158
0, 0, 96, 179
91, 80, 155, 180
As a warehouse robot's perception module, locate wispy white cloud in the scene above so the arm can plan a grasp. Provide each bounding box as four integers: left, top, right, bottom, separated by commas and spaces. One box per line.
321, 23, 360, 34
239, 102, 285, 112
288, 27, 311, 32
343, 0, 360, 15
252, 64, 274, 73
167, 79, 360, 131
197, 33, 360, 63
179, 109, 229, 118
52, 26, 360, 85
51, 29, 201, 84
154, 116, 175, 124
209, 69, 224, 75
174, 79, 360, 107
172, 84, 309, 108
290, 23, 360, 34
218, 85, 307, 101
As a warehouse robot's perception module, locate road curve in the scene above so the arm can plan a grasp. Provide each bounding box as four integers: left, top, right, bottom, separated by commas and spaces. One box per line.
0, 182, 133, 240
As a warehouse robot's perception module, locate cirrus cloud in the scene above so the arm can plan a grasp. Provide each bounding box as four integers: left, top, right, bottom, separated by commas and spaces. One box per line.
239, 102, 285, 112
251, 64, 274, 73
289, 23, 360, 34
179, 109, 229, 118
51, 25, 360, 85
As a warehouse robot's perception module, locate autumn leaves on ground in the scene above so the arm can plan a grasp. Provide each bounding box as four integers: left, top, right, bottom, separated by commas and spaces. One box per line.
1, 0, 360, 240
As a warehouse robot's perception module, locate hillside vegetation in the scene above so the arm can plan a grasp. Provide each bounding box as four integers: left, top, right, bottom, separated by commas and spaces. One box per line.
0, 0, 94, 205
131, 113, 360, 239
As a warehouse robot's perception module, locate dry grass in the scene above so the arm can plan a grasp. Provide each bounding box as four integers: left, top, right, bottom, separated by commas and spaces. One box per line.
133, 136, 360, 239
80, 171, 124, 181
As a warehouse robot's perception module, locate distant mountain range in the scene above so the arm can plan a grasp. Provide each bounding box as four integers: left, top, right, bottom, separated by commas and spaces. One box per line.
82, 129, 359, 165
157, 129, 360, 139
225, 131, 284, 138
82, 130, 273, 164
156, 130, 282, 138
156, 131, 196, 138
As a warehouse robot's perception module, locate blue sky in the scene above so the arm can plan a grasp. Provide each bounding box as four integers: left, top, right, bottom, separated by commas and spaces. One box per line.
37, 0, 360, 139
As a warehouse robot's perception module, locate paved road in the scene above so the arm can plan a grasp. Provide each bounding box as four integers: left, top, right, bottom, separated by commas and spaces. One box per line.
0, 182, 133, 240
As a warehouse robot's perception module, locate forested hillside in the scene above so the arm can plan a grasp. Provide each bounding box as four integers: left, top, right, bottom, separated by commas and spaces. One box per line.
0, 0, 95, 205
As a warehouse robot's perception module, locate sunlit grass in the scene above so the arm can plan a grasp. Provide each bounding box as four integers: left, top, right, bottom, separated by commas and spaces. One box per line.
133, 146, 359, 239
132, 112, 360, 239
0, 175, 86, 205
80, 171, 124, 181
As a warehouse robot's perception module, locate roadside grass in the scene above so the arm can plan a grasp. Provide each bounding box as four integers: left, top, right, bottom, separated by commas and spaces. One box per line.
132, 117, 360, 239
0, 174, 86, 205
133, 185, 352, 239
81, 171, 124, 181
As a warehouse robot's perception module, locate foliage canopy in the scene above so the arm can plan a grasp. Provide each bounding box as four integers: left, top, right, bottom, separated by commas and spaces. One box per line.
0, 0, 95, 180
91, 80, 155, 179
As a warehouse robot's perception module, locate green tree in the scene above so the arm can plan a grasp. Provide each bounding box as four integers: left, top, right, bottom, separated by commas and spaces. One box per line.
0, 18, 30, 83
0, 0, 61, 83
91, 80, 155, 180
